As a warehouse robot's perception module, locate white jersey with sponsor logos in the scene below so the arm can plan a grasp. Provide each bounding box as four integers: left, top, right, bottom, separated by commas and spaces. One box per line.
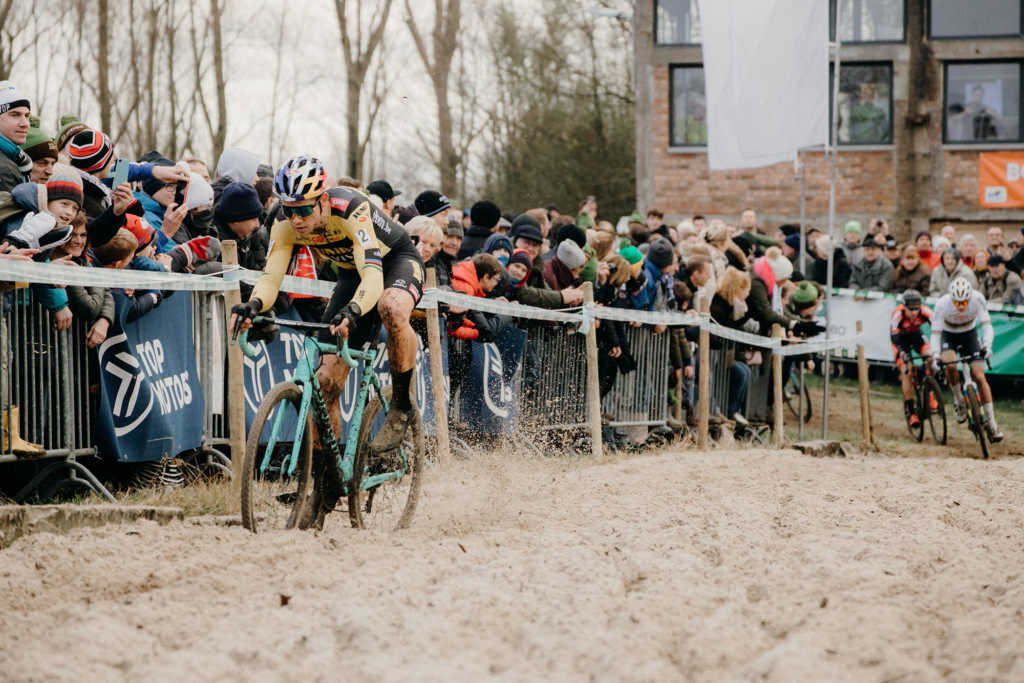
931, 291, 990, 334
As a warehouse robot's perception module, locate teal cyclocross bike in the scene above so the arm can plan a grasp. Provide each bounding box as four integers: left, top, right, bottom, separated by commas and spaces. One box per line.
235, 317, 423, 533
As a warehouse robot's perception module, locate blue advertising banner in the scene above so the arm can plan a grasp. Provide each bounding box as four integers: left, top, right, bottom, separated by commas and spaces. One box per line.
459, 326, 527, 434
241, 311, 447, 441
96, 294, 205, 462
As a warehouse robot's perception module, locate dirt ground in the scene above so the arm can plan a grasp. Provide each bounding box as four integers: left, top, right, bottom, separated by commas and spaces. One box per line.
2, 440, 1024, 682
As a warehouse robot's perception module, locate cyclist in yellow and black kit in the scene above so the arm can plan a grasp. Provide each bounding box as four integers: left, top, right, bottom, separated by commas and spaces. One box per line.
230, 155, 424, 464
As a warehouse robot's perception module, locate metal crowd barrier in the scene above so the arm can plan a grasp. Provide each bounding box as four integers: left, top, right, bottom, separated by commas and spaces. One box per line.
600, 325, 671, 428
0, 292, 111, 500
191, 292, 232, 461
519, 325, 588, 430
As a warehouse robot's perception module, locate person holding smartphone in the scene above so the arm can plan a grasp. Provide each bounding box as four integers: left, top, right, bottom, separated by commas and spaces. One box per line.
132, 158, 191, 252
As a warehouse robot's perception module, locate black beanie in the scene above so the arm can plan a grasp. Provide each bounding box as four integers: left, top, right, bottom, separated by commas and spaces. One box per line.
415, 190, 450, 217
647, 238, 675, 269
557, 223, 586, 248
142, 158, 176, 196
215, 181, 263, 223
470, 200, 501, 229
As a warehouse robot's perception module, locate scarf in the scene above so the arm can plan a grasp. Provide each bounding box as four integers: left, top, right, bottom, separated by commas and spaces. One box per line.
731, 297, 748, 321
543, 256, 576, 290
0, 131, 33, 179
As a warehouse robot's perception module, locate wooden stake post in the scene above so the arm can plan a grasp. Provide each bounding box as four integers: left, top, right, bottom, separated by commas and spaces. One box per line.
222, 240, 246, 504
583, 282, 603, 458
856, 320, 873, 445
424, 268, 451, 465
697, 300, 710, 449
772, 323, 784, 447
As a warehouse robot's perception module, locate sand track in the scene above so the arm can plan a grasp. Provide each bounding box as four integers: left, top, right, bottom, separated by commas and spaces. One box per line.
2, 448, 1024, 682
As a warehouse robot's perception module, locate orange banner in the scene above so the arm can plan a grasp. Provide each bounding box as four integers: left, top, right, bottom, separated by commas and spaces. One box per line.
979, 152, 1024, 208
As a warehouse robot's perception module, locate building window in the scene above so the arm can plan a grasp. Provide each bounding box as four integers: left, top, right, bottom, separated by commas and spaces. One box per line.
944, 62, 1022, 143
655, 0, 700, 45
930, 0, 1022, 39
830, 0, 905, 42
669, 66, 706, 147
834, 63, 894, 144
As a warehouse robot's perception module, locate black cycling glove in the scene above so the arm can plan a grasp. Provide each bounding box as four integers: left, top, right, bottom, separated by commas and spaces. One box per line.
330, 303, 362, 333
231, 298, 262, 322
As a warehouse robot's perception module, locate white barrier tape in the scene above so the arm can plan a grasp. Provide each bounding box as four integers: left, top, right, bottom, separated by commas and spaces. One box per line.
775, 334, 864, 357
702, 321, 782, 349
0, 259, 236, 291
423, 289, 584, 325
591, 306, 704, 327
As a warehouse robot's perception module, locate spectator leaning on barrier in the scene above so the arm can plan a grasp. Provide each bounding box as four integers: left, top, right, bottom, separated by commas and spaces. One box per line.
981, 255, 1021, 304
850, 234, 894, 291
21, 117, 58, 184
708, 266, 754, 426
544, 237, 588, 290
457, 200, 500, 259
889, 244, 931, 295
0, 81, 32, 191
52, 211, 115, 348
448, 253, 504, 343
929, 247, 977, 296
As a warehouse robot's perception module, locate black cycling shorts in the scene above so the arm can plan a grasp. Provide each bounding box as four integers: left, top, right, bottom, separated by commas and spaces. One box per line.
940, 329, 981, 359
319, 248, 424, 348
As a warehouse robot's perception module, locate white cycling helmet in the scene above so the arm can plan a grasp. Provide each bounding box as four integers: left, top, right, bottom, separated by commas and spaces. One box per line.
949, 276, 972, 303
274, 155, 327, 202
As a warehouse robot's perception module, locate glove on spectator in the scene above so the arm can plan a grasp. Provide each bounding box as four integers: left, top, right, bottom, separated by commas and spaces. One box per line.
169, 235, 222, 271
793, 320, 826, 337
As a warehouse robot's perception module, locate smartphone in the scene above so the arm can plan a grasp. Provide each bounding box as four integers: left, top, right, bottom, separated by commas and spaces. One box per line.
111, 159, 130, 189
174, 178, 189, 207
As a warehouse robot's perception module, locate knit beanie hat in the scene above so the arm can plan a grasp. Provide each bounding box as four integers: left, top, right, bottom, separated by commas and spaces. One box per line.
0, 81, 30, 114
764, 246, 793, 282
580, 245, 599, 282
124, 214, 156, 253
933, 235, 951, 251
778, 223, 799, 237
21, 117, 57, 161
470, 200, 501, 229
619, 244, 645, 276
56, 115, 88, 151
784, 233, 801, 251
843, 219, 862, 236
557, 239, 587, 270
142, 158, 176, 196
46, 163, 84, 207
508, 248, 533, 272
445, 214, 464, 238
791, 281, 819, 310
415, 190, 450, 217
215, 181, 263, 223
557, 223, 586, 248
647, 238, 675, 269
67, 129, 114, 173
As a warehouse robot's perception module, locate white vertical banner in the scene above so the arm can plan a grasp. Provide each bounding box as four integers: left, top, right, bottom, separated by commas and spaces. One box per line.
696, 0, 829, 170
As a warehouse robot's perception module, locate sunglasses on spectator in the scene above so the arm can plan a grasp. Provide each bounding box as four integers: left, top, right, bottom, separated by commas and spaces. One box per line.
282, 204, 317, 218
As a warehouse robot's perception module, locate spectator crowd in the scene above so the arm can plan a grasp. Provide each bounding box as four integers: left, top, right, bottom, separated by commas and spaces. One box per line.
2, 78, 1023, 455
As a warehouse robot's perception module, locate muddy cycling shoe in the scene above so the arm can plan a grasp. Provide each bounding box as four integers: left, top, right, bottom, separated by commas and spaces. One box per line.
907, 414, 921, 427
989, 427, 1004, 443
369, 407, 414, 454
953, 402, 967, 424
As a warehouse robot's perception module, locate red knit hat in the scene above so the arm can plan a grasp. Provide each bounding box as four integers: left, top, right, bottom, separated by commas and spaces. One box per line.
123, 214, 156, 253
67, 129, 114, 173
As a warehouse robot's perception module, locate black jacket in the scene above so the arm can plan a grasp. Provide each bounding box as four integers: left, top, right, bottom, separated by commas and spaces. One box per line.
456, 225, 492, 260
811, 249, 851, 288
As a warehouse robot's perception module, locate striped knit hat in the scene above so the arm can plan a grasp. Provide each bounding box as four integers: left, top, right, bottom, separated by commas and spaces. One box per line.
67, 128, 113, 173
45, 163, 84, 207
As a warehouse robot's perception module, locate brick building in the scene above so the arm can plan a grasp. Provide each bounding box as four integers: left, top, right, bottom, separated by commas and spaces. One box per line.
634, 0, 1024, 241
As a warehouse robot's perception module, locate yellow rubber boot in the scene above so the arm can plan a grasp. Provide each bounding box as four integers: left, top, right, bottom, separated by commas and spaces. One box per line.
2, 406, 45, 456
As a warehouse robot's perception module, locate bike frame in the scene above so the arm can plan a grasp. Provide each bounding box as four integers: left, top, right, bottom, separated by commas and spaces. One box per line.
238, 317, 403, 494
943, 353, 989, 432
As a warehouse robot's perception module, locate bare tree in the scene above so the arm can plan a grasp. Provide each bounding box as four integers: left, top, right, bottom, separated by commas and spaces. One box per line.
0, 0, 45, 81
403, 0, 461, 197
191, 0, 228, 164
334, 0, 393, 180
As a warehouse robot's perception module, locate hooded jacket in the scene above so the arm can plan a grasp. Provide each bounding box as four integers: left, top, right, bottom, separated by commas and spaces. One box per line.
448, 260, 499, 341
929, 258, 977, 296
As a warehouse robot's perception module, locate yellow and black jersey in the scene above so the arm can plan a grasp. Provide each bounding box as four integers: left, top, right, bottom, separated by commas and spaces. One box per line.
252, 186, 416, 315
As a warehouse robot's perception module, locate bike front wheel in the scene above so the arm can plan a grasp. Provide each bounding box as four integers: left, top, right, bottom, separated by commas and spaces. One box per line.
966, 387, 989, 460
348, 387, 424, 531
240, 382, 317, 532
920, 376, 946, 445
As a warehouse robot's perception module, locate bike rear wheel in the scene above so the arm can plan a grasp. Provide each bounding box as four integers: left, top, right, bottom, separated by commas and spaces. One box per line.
784, 378, 812, 424
920, 376, 946, 445
966, 387, 989, 460
240, 382, 316, 532
348, 387, 424, 531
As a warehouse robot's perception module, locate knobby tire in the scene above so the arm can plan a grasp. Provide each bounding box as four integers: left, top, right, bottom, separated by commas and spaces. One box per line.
240, 382, 316, 532
967, 388, 989, 460
920, 375, 946, 445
